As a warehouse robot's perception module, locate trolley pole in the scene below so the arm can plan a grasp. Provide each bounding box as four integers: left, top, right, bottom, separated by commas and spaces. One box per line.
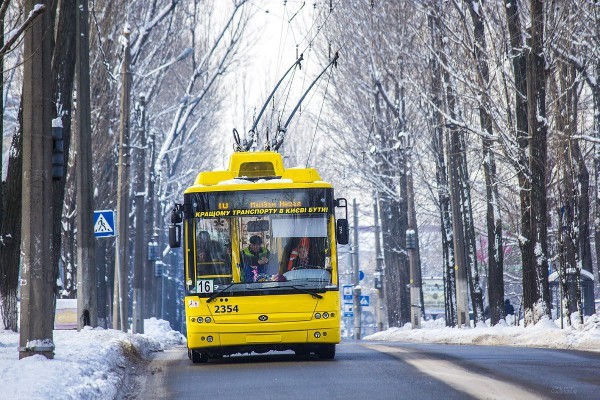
132, 95, 146, 334
352, 199, 362, 340
373, 197, 385, 332
75, 0, 97, 330
113, 27, 131, 332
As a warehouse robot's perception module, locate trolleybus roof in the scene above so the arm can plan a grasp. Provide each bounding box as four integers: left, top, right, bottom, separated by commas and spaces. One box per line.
185, 151, 332, 192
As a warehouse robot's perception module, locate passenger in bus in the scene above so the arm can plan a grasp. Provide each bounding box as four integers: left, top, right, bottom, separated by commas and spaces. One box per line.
197, 230, 223, 263
287, 237, 311, 270
241, 235, 270, 282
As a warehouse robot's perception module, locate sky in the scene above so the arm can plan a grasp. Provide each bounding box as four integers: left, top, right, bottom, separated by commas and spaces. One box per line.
223, 0, 334, 166
1, 314, 600, 399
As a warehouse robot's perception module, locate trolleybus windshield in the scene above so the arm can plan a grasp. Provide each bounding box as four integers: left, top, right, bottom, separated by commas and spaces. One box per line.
185, 189, 336, 297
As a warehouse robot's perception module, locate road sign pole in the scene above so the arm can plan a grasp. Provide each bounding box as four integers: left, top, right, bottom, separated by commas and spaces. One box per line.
373, 197, 385, 331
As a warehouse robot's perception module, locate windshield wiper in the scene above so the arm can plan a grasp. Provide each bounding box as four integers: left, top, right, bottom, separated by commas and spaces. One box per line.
286, 285, 323, 299
206, 283, 237, 303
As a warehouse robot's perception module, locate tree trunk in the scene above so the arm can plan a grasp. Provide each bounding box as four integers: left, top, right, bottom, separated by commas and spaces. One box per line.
593, 14, 600, 288
427, 3, 456, 327
457, 131, 484, 324
504, 0, 531, 326
51, 0, 77, 300
0, 105, 22, 331
0, 3, 6, 245
468, 0, 504, 326
379, 194, 409, 327
525, 0, 551, 325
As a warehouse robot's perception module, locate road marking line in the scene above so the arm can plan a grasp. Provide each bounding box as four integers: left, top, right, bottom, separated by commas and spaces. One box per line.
363, 344, 548, 400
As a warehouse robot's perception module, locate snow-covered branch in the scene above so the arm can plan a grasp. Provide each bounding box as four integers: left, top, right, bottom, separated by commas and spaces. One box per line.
0, 4, 45, 56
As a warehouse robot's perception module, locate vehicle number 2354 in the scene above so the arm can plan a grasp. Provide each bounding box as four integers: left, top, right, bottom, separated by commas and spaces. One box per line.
214, 304, 239, 313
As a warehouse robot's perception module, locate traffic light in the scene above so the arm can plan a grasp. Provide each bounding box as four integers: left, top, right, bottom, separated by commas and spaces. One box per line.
406, 229, 416, 249
52, 124, 64, 180
148, 239, 159, 261
374, 271, 383, 290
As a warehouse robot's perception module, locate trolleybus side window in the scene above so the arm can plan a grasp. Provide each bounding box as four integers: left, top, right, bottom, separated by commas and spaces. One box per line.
194, 218, 232, 285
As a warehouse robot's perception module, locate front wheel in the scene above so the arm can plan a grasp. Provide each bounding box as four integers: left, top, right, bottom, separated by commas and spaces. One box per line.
316, 344, 335, 360
191, 349, 209, 364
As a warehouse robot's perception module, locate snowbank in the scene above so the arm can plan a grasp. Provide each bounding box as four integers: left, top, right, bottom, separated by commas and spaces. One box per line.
364, 314, 600, 352
0, 318, 185, 400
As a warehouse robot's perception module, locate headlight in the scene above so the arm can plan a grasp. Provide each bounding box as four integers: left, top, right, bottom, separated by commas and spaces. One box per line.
314, 313, 321, 319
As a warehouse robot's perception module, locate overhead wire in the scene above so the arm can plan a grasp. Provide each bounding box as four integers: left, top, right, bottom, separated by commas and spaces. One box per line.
281, 1, 341, 152
243, 0, 346, 151
267, 0, 305, 138
306, 66, 334, 166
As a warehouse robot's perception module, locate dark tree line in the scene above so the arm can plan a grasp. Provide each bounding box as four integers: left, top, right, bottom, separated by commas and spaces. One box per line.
1, 0, 250, 332
320, 0, 599, 327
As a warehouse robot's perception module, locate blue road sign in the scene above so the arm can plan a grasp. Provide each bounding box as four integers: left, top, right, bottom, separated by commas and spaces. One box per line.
343, 303, 353, 317
343, 285, 353, 301
359, 270, 365, 281
359, 295, 370, 307
94, 210, 116, 238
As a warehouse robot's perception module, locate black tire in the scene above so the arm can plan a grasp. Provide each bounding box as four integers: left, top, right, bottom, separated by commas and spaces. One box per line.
191, 350, 209, 364
316, 344, 335, 360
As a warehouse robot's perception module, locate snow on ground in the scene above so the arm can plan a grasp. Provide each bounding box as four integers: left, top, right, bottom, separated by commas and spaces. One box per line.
0, 318, 185, 400
1, 314, 600, 399
364, 313, 600, 352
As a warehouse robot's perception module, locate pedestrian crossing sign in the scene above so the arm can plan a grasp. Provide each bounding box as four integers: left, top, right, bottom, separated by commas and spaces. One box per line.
94, 210, 116, 238
360, 295, 370, 307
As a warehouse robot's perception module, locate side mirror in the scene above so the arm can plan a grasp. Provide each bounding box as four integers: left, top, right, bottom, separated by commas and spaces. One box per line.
335, 197, 349, 245
169, 224, 181, 248
336, 219, 349, 245
169, 203, 183, 248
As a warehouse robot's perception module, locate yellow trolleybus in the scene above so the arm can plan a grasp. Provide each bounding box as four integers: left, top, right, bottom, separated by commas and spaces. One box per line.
169, 151, 349, 363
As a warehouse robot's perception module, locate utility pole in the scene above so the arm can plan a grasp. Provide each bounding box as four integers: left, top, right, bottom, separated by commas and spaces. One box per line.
76, 0, 97, 330
155, 171, 164, 319
448, 128, 469, 327
352, 199, 362, 340
373, 196, 385, 332
144, 119, 157, 318
132, 95, 146, 333
19, 1, 54, 359
406, 152, 421, 329
113, 27, 131, 332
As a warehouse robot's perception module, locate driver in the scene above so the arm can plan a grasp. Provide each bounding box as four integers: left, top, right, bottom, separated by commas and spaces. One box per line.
241, 235, 270, 282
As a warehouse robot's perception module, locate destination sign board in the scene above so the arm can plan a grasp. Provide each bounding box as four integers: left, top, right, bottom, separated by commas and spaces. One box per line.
186, 188, 334, 217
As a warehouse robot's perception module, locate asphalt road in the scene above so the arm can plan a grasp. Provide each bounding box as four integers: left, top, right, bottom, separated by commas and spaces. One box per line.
134, 340, 600, 400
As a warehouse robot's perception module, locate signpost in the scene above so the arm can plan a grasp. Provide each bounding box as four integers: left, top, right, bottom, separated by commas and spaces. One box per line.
343, 285, 353, 301
422, 277, 445, 318
93, 210, 116, 238
360, 295, 370, 307
343, 303, 353, 317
